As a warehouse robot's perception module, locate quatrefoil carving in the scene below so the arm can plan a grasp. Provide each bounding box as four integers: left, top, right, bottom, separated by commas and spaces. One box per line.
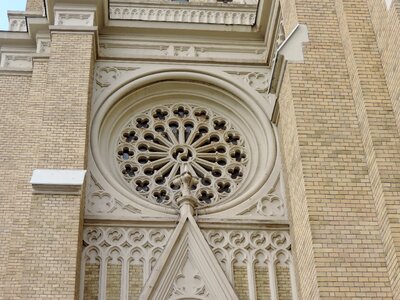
116, 104, 248, 207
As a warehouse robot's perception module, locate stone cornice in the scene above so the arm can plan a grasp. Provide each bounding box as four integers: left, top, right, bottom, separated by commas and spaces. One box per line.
109, 1, 258, 26
99, 38, 267, 64
0, 0, 281, 66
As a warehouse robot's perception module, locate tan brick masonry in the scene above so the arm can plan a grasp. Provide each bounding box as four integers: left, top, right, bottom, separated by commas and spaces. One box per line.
366, 0, 400, 136
335, 0, 400, 296
0, 32, 94, 299
0, 73, 32, 299
25, 0, 44, 13
22, 32, 94, 299
277, 0, 398, 297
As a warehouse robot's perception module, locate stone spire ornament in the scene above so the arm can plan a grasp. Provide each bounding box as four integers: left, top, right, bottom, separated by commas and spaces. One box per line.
172, 164, 199, 216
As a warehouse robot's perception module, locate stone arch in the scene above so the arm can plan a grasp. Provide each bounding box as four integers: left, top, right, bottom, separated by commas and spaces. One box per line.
90, 67, 278, 215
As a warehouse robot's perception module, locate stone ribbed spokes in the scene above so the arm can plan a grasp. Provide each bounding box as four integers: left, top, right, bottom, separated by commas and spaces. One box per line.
116, 104, 248, 207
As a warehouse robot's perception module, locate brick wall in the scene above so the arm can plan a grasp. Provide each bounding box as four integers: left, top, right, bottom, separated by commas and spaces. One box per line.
23, 32, 94, 299
277, 0, 399, 297
335, 0, 400, 296
233, 266, 249, 299
276, 264, 292, 299
0, 73, 32, 299
84, 264, 100, 299
107, 264, 122, 299
0, 32, 94, 298
255, 266, 270, 299
278, 70, 320, 298
129, 264, 143, 298
366, 0, 400, 136
23, 194, 84, 299
25, 0, 44, 12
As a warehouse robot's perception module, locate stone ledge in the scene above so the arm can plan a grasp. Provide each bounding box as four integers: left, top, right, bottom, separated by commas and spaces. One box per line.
30, 169, 86, 195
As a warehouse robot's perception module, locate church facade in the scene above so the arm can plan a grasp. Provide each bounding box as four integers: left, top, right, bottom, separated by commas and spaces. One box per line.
0, 0, 399, 299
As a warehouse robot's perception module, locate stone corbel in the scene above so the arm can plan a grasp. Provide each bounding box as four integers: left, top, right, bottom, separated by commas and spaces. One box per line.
268, 24, 309, 123
30, 169, 86, 195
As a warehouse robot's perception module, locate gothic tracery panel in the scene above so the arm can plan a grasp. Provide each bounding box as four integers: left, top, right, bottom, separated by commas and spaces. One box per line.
202, 229, 294, 299
82, 226, 173, 298
85, 64, 292, 299
116, 104, 248, 207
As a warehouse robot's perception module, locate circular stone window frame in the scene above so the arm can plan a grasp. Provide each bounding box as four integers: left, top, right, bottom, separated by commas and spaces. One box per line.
91, 67, 278, 215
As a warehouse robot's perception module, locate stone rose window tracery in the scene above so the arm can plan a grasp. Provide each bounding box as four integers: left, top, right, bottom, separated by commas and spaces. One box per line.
116, 104, 248, 207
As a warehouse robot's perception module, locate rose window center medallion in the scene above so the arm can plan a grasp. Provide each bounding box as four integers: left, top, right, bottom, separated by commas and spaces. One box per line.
116, 104, 248, 207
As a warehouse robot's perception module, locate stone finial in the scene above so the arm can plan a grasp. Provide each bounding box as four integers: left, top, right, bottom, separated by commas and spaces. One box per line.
172, 165, 199, 215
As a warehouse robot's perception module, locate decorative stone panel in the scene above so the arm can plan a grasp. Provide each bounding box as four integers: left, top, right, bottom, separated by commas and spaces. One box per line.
202, 229, 295, 299
81, 226, 173, 298
115, 103, 248, 207
0, 53, 32, 69
109, 0, 258, 25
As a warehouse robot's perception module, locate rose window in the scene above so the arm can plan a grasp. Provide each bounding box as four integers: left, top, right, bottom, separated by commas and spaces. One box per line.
116, 104, 248, 207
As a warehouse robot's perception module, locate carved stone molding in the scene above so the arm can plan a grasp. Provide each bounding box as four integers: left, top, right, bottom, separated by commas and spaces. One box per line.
0, 53, 32, 69
90, 67, 277, 216
202, 228, 294, 299
109, 3, 257, 25
82, 226, 173, 291
86, 172, 142, 216
99, 40, 267, 63
114, 103, 248, 208
161, 45, 199, 57
54, 5, 96, 27
8, 17, 27, 32
238, 192, 285, 217
203, 229, 291, 271
36, 38, 51, 54
226, 71, 271, 102
140, 214, 239, 300
168, 258, 210, 299
94, 65, 139, 97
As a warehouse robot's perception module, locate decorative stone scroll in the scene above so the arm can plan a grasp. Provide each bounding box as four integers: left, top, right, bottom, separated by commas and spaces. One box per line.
116, 103, 248, 207
93, 65, 139, 97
